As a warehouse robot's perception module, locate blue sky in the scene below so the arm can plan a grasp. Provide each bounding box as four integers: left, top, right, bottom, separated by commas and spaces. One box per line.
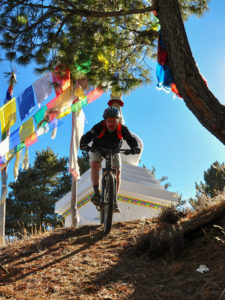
0, 0, 225, 201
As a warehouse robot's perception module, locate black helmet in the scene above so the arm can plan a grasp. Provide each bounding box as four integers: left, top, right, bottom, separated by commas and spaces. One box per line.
103, 107, 119, 119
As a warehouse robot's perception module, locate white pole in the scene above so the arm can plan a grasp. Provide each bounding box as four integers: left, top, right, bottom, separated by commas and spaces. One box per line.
0, 170, 7, 245
0, 71, 16, 245
71, 177, 78, 227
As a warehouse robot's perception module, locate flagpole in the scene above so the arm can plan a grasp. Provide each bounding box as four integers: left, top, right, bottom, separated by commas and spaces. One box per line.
71, 175, 78, 227
69, 82, 85, 228
0, 71, 16, 245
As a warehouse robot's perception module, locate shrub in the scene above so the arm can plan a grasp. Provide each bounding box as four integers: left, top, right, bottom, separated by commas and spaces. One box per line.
158, 205, 182, 224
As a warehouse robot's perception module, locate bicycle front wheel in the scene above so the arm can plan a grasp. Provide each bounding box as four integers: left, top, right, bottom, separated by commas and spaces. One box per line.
103, 172, 116, 234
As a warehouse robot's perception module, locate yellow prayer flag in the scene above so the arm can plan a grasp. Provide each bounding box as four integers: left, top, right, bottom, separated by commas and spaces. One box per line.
0, 98, 17, 134
19, 117, 35, 142
53, 87, 75, 112
97, 53, 109, 69
5, 148, 15, 161
74, 86, 85, 99
57, 107, 72, 119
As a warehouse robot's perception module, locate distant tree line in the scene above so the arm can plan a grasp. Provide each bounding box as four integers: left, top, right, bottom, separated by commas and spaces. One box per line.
6, 148, 90, 236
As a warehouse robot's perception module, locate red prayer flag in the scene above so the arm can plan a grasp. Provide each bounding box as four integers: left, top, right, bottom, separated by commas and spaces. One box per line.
25, 132, 38, 147
51, 65, 70, 96
87, 86, 103, 104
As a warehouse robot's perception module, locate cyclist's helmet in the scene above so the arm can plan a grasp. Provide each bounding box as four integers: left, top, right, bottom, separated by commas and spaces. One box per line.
103, 107, 119, 119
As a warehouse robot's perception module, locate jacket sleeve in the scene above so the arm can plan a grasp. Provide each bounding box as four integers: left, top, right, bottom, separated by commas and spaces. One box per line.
121, 125, 138, 149
80, 122, 102, 146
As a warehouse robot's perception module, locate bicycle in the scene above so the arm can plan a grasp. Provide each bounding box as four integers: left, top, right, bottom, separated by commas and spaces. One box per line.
85, 146, 139, 234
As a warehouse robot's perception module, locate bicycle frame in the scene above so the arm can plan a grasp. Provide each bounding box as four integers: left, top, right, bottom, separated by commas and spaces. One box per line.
99, 149, 117, 209
88, 147, 134, 234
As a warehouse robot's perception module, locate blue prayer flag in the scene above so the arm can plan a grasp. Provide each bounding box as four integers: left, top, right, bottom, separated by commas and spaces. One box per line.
0, 155, 6, 164
9, 128, 20, 151
48, 118, 63, 132
17, 86, 36, 121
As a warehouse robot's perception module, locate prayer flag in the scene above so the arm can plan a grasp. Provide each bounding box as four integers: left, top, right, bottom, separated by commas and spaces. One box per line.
22, 147, 29, 170
25, 132, 38, 147
0, 155, 6, 165
15, 142, 25, 153
36, 123, 49, 137
51, 65, 70, 96
17, 86, 36, 121
19, 118, 35, 142
157, 32, 167, 66
0, 98, 17, 134
87, 86, 103, 103
69, 109, 85, 179
76, 78, 89, 91
0, 136, 9, 157
9, 128, 20, 151
46, 96, 57, 110
4, 86, 13, 105
75, 86, 85, 99
71, 97, 88, 113
34, 106, 47, 125
49, 118, 62, 132
57, 107, 71, 119
33, 73, 53, 105
5, 149, 14, 161
51, 87, 75, 112
13, 151, 20, 180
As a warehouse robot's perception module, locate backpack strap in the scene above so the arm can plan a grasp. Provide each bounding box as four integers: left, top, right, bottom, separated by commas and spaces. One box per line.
117, 122, 123, 140
97, 120, 106, 138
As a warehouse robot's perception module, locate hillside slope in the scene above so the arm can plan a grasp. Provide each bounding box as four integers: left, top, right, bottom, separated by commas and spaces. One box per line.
0, 206, 225, 300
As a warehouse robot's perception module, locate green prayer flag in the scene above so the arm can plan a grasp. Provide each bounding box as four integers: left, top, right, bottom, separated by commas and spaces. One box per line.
75, 60, 91, 74
34, 106, 47, 125
71, 98, 88, 113
15, 142, 25, 152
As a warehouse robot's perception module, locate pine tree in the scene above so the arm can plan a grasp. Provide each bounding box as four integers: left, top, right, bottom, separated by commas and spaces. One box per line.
195, 161, 225, 198
6, 148, 71, 235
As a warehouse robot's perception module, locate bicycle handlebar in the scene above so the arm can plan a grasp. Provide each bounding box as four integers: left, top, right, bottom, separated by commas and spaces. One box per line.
82, 146, 140, 155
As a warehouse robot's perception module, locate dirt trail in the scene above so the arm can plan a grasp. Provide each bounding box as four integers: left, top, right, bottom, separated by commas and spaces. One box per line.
0, 215, 225, 300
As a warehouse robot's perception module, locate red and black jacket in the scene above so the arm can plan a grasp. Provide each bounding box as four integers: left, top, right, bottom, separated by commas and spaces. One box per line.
80, 120, 138, 150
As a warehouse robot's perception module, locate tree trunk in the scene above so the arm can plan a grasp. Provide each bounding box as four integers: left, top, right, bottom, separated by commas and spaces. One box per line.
181, 203, 225, 234
157, 0, 225, 145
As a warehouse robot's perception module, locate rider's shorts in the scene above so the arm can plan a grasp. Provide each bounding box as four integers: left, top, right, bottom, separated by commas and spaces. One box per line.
89, 151, 121, 169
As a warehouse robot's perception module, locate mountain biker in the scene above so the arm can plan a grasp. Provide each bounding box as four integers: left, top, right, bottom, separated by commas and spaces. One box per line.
80, 106, 140, 213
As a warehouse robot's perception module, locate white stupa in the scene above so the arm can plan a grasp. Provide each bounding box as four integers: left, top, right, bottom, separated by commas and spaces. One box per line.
55, 94, 178, 227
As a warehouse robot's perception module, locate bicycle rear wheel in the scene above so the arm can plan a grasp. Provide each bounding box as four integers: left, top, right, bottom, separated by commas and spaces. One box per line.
103, 172, 116, 234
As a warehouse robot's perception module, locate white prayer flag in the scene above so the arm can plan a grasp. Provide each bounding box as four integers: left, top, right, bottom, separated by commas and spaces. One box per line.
33, 73, 52, 105
69, 109, 85, 179
0, 136, 9, 157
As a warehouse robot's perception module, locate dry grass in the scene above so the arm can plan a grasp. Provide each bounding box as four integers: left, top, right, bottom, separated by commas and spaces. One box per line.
192, 190, 225, 211
0, 201, 225, 300
157, 205, 186, 224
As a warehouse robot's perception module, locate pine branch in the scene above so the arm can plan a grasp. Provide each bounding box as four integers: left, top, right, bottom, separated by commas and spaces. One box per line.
1, 1, 156, 18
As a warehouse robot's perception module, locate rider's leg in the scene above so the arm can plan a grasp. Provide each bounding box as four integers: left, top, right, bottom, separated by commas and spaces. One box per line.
114, 167, 121, 193
112, 154, 121, 193
91, 161, 101, 194
89, 151, 103, 206
112, 153, 121, 213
